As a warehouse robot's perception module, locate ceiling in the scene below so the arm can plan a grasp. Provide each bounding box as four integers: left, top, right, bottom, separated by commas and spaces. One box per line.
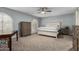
8, 7, 76, 17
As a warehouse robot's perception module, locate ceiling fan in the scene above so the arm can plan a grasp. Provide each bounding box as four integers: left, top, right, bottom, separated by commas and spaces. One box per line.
37, 7, 52, 14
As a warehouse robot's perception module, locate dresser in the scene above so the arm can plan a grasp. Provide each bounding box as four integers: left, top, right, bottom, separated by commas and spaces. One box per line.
19, 22, 31, 37
73, 26, 79, 51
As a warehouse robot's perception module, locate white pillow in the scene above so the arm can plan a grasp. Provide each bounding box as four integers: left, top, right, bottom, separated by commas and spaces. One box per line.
46, 23, 60, 30
46, 24, 60, 28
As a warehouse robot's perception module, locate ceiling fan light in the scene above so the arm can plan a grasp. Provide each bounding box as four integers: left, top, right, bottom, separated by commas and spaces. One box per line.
41, 11, 46, 14
38, 7, 51, 15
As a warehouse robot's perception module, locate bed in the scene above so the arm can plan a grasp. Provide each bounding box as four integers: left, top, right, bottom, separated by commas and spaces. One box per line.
37, 22, 61, 38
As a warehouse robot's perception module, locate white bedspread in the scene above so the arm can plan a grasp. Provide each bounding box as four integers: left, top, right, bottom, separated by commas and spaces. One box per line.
38, 27, 59, 32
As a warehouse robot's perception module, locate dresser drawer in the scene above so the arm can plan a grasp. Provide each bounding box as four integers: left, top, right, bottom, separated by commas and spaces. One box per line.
73, 39, 78, 50
73, 26, 79, 51
74, 26, 79, 33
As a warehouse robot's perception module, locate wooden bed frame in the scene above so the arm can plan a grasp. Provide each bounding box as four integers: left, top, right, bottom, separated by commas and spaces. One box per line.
0, 31, 18, 51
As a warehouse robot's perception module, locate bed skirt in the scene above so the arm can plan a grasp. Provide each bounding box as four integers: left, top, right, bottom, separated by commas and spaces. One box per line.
37, 30, 58, 38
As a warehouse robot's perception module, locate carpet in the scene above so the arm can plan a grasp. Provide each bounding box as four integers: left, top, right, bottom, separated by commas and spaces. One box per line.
0, 34, 73, 51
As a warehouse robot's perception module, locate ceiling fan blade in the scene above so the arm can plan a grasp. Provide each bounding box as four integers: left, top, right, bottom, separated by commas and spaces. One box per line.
46, 10, 52, 12
36, 7, 52, 14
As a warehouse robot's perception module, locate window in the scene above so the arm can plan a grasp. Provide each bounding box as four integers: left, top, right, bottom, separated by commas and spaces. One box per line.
0, 12, 13, 35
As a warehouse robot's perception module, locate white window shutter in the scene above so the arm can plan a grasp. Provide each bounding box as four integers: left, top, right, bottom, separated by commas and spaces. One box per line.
0, 14, 2, 35
0, 12, 13, 35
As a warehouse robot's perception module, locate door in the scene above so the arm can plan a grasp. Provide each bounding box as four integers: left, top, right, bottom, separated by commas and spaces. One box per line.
31, 19, 38, 34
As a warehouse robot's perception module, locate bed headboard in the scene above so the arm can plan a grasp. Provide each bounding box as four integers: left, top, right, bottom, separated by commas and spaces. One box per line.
46, 22, 61, 28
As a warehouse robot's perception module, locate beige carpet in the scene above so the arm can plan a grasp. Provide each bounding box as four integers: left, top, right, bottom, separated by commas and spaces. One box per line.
0, 34, 73, 51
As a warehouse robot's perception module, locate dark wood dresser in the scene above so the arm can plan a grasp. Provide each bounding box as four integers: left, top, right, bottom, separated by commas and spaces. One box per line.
73, 26, 79, 51
19, 22, 31, 37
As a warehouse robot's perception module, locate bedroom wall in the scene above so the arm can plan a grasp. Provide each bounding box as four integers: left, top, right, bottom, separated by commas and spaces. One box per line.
40, 13, 75, 29
0, 7, 75, 31
0, 7, 39, 31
